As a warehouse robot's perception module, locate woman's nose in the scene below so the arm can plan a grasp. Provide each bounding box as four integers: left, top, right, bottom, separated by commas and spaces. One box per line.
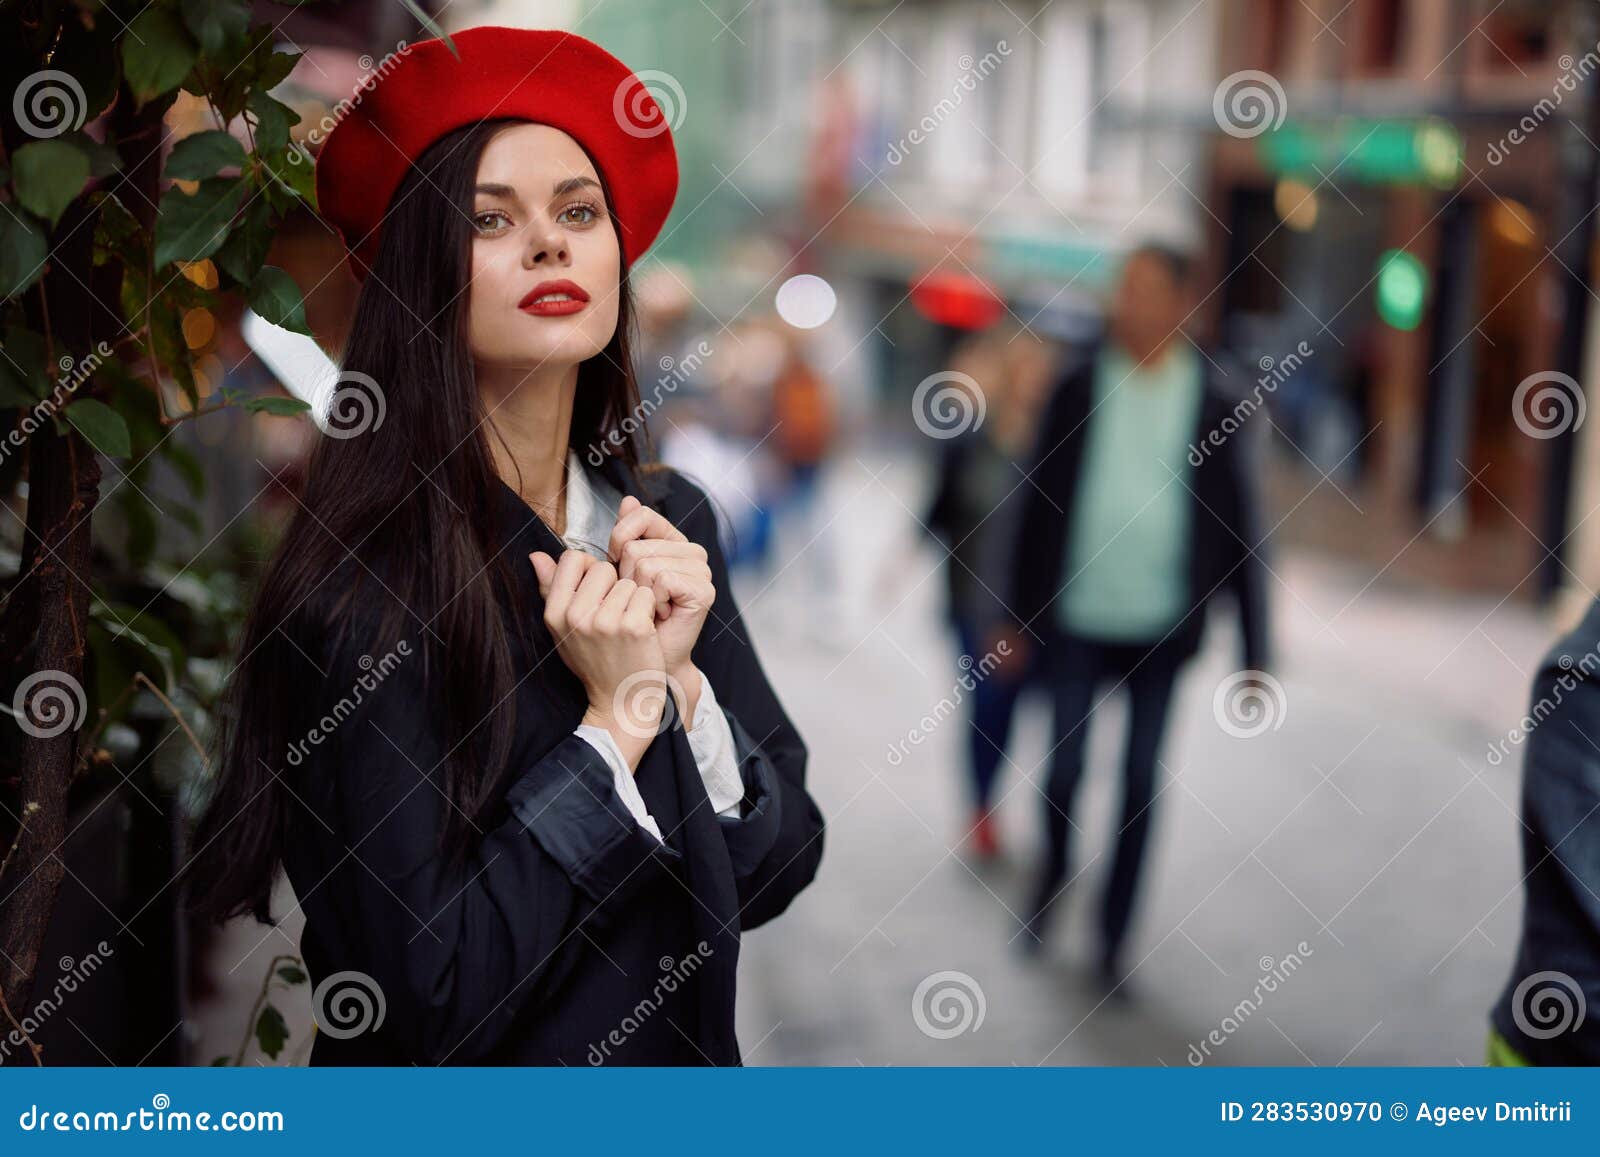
524, 221, 569, 267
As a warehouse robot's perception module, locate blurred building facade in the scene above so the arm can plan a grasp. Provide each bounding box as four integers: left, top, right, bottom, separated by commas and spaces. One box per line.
1206, 0, 1600, 602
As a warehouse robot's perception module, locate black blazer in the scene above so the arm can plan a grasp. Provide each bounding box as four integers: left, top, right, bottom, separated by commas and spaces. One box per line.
281, 455, 824, 1065
1490, 597, 1600, 1064
1008, 344, 1271, 670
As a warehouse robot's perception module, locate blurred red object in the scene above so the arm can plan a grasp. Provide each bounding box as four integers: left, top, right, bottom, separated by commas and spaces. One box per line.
911, 270, 1005, 330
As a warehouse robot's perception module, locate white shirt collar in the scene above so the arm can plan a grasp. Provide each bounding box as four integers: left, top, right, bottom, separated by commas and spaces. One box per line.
562, 449, 622, 558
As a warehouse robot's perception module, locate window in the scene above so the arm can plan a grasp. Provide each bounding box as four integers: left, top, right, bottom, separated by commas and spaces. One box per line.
1360, 0, 1407, 73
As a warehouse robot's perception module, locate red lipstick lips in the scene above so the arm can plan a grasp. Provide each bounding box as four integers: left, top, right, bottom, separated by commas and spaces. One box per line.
519, 279, 590, 317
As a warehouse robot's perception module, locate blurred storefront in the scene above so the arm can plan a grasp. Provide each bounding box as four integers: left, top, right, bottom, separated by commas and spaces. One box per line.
1205, 0, 1591, 599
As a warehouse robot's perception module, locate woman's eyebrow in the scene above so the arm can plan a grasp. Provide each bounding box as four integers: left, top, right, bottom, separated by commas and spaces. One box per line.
551, 176, 601, 197
474, 177, 599, 202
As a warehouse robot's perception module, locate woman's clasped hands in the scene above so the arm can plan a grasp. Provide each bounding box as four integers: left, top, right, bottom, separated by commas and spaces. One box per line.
529, 495, 716, 769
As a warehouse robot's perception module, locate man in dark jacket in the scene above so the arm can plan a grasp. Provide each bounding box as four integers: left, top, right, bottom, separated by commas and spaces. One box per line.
1006, 245, 1271, 991
1489, 598, 1600, 1064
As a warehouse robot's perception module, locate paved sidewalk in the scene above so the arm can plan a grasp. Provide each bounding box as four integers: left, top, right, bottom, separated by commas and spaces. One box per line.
731, 452, 1562, 1066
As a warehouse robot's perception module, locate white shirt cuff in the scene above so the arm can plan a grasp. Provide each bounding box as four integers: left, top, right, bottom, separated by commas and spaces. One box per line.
687, 676, 744, 819
574, 725, 664, 843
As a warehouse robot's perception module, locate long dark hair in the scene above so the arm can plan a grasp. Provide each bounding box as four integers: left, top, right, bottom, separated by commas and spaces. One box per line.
186, 119, 657, 926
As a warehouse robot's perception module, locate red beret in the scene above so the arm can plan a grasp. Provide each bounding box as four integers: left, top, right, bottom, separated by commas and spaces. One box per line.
314, 26, 679, 281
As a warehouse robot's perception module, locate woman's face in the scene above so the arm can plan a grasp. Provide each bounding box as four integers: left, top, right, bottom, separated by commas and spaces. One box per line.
466, 123, 622, 374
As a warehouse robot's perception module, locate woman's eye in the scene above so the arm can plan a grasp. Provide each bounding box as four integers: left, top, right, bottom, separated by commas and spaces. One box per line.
558, 202, 601, 226
473, 210, 512, 234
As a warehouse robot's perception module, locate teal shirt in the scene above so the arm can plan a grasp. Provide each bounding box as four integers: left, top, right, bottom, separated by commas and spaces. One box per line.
1058, 343, 1204, 642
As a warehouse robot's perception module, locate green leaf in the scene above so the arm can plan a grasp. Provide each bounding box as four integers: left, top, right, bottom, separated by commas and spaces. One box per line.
13, 140, 90, 227
0, 208, 48, 299
0, 323, 49, 401
153, 177, 248, 268
165, 131, 246, 181
398, 0, 459, 58
94, 598, 188, 690
276, 964, 308, 985
210, 1056, 231, 1066
247, 266, 311, 335
64, 398, 131, 458
91, 192, 142, 267
256, 50, 302, 94
255, 1005, 288, 1060
123, 8, 199, 105
63, 133, 123, 179
180, 0, 251, 59
259, 147, 317, 211
214, 198, 271, 284
242, 394, 311, 417
246, 91, 298, 155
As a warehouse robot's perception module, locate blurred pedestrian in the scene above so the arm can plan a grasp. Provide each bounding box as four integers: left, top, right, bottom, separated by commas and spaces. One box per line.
767, 332, 842, 622
1006, 244, 1272, 992
1488, 600, 1600, 1065
921, 327, 1056, 859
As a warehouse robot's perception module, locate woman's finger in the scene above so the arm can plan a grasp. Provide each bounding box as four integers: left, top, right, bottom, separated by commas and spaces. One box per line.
541, 549, 591, 629
566, 558, 616, 626
529, 551, 556, 596
624, 582, 658, 631
592, 577, 638, 632
651, 568, 715, 614
614, 537, 707, 581
607, 500, 687, 561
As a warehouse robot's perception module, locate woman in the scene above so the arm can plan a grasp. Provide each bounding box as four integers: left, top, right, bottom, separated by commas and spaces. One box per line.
919, 327, 1054, 859
185, 27, 825, 1066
